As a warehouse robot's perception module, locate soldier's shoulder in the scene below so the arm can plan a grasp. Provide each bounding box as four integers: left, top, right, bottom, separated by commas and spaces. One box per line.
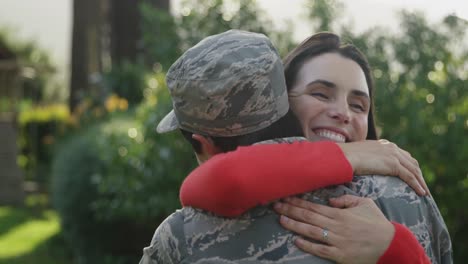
141, 210, 189, 263
150, 210, 186, 245
255, 136, 308, 145
154, 207, 219, 240
350, 175, 420, 201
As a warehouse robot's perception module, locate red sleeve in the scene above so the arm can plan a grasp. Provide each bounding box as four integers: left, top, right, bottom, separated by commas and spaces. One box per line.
180, 141, 353, 217
378, 222, 431, 264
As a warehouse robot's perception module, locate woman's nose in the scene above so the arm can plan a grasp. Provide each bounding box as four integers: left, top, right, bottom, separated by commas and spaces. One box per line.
328, 102, 350, 124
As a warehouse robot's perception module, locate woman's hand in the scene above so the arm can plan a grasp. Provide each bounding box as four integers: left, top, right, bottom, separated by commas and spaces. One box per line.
337, 139, 429, 196
274, 195, 394, 264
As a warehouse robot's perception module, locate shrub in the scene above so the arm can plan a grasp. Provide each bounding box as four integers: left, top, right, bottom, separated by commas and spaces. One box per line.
52, 73, 197, 263
51, 127, 105, 263
91, 73, 197, 221
102, 61, 147, 106
52, 118, 155, 264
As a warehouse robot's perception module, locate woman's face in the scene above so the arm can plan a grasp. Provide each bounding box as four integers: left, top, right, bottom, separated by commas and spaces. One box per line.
289, 52, 370, 142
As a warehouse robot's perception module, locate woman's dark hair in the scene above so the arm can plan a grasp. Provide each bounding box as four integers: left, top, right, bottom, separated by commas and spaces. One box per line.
180, 109, 303, 154
283, 32, 378, 140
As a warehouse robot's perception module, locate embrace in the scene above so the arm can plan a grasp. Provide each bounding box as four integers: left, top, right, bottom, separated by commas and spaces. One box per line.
140, 30, 452, 263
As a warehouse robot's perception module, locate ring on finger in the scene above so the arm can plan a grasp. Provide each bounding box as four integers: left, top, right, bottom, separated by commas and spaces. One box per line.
322, 228, 329, 241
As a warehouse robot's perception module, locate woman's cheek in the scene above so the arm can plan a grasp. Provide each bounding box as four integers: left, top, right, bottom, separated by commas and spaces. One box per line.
355, 115, 368, 141
289, 98, 308, 134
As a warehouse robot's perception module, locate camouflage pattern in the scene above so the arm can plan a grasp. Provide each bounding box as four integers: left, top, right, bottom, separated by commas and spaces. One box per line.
156, 30, 289, 137
140, 137, 453, 264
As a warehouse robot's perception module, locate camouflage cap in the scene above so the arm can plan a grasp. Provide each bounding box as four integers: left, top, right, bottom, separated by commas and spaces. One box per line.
156, 29, 289, 137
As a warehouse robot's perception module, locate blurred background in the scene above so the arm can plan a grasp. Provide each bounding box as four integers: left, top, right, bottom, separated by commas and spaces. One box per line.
0, 0, 466, 263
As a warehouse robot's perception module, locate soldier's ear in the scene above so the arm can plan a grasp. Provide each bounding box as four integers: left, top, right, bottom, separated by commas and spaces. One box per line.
192, 134, 222, 156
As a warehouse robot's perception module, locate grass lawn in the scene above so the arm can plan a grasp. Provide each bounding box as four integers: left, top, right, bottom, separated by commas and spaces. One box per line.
0, 196, 72, 264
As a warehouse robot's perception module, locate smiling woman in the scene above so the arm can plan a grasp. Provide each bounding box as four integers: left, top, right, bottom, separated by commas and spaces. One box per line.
288, 53, 370, 142
283, 32, 378, 141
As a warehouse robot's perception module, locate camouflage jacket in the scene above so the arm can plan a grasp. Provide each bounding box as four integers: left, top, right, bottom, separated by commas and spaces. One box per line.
140, 137, 452, 263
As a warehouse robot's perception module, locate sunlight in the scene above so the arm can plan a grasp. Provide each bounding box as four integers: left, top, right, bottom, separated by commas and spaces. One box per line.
0, 210, 59, 259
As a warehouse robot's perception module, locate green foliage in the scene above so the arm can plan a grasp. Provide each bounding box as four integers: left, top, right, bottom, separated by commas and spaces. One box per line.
0, 27, 56, 102
51, 129, 106, 263
379, 14, 468, 261
177, 0, 295, 56
306, 0, 344, 31
140, 2, 181, 70
0, 28, 53, 67
51, 73, 196, 263
140, 0, 295, 70
52, 120, 152, 264
102, 61, 147, 106
91, 73, 196, 221
16, 103, 70, 184
0, 29, 61, 188
336, 10, 467, 262
176, 0, 271, 48
18, 103, 69, 125
303, 2, 468, 258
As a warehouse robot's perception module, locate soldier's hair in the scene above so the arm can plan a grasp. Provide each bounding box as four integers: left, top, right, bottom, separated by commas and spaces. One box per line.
180, 109, 303, 154
283, 32, 379, 140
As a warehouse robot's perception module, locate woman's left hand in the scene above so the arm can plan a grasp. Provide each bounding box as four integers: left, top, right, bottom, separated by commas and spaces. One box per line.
273, 195, 394, 264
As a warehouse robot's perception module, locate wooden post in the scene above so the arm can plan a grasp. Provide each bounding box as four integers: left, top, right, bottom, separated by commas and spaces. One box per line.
0, 118, 24, 205
0, 59, 24, 205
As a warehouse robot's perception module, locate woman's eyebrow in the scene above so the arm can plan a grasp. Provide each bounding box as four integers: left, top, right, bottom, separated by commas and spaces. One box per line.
351, 90, 370, 100
304, 80, 370, 100
306, 79, 336, 88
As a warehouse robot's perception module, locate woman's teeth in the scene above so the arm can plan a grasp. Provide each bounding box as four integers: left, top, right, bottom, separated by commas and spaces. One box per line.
315, 130, 346, 143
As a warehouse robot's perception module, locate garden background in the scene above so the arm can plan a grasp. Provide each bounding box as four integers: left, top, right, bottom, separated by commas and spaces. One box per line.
0, 0, 467, 263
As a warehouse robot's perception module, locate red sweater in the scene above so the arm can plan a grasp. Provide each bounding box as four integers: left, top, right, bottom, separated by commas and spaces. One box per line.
181, 141, 352, 216
382, 222, 431, 264
180, 141, 430, 264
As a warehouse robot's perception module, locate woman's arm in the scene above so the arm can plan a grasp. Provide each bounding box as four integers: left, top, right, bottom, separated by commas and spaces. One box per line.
180, 140, 427, 217
274, 195, 430, 264
180, 141, 353, 217
378, 222, 431, 264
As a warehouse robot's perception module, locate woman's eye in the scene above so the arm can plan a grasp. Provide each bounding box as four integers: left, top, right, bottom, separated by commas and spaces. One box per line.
310, 92, 329, 99
350, 104, 365, 112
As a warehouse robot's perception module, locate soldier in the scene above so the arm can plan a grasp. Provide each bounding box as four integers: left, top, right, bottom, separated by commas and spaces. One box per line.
140, 30, 450, 263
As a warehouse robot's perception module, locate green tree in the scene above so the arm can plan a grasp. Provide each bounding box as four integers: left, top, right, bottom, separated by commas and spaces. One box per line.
141, 0, 295, 70
330, 10, 466, 264
0, 27, 55, 102
376, 13, 467, 261
306, 0, 343, 32
306, 1, 467, 261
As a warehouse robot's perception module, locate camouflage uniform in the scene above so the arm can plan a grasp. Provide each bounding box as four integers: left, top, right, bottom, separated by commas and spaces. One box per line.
140, 137, 452, 263
143, 30, 452, 263
156, 30, 288, 137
